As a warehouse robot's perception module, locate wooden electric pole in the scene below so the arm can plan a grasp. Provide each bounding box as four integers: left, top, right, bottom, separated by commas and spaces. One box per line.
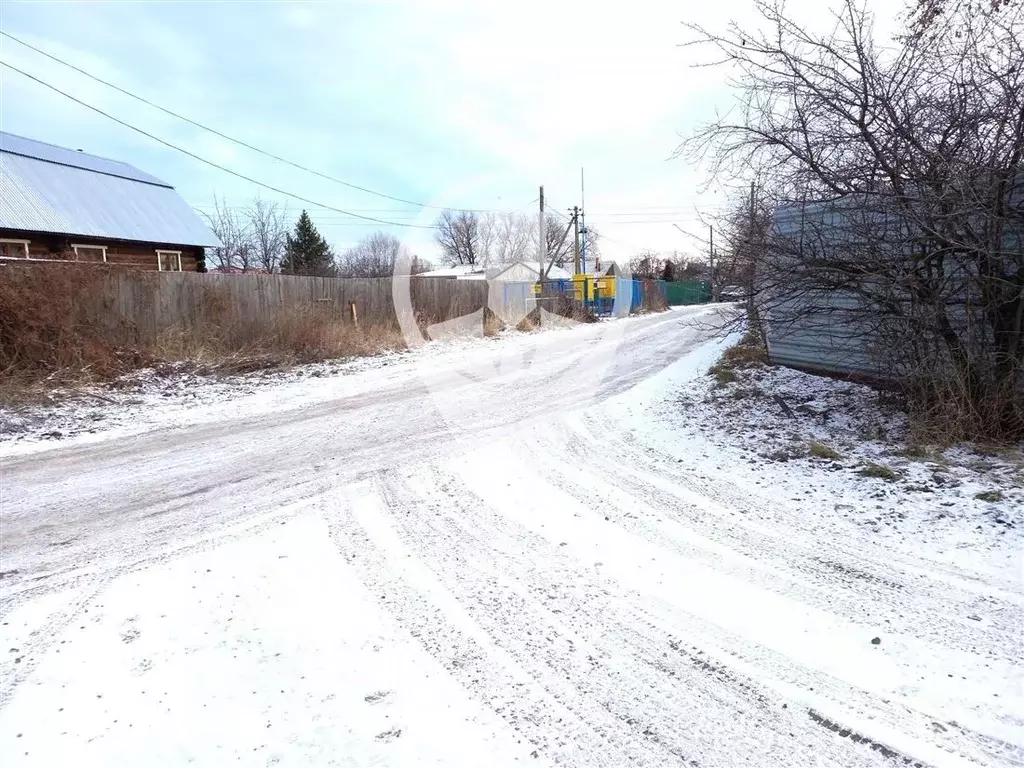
538, 185, 546, 288
572, 206, 581, 275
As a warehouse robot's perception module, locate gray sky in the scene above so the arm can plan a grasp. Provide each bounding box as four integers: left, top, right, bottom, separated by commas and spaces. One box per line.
0, 0, 902, 264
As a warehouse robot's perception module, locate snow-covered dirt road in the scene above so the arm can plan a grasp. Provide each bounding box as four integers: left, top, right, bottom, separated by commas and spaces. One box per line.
1, 306, 1020, 768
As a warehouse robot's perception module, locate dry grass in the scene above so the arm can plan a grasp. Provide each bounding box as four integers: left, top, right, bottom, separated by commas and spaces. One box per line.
707, 327, 769, 388
974, 490, 1004, 502
809, 441, 843, 460
0, 266, 605, 403
857, 461, 901, 481
902, 367, 1024, 445
710, 366, 738, 386
154, 308, 407, 374
640, 280, 669, 313
483, 310, 505, 337
0, 265, 121, 380
0, 265, 407, 393
516, 313, 541, 332
517, 298, 597, 332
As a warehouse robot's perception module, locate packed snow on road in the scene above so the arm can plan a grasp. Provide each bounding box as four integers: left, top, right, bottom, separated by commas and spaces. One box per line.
0, 306, 1020, 768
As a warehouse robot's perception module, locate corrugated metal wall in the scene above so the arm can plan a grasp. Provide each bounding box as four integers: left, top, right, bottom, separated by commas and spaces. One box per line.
761, 181, 1023, 380
761, 202, 893, 378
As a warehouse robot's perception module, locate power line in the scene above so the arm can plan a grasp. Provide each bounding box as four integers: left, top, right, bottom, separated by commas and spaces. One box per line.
189, 198, 541, 215
0, 30, 501, 213
0, 60, 439, 229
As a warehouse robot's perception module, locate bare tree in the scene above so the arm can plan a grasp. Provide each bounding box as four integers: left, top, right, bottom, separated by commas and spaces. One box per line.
496, 212, 534, 264
477, 212, 534, 266
435, 210, 480, 266
678, 0, 1024, 439
542, 212, 576, 269
247, 196, 288, 273
581, 223, 602, 271
903, 0, 1018, 38
628, 251, 663, 279
336, 231, 430, 277
203, 195, 253, 272
475, 211, 575, 269
709, 190, 773, 298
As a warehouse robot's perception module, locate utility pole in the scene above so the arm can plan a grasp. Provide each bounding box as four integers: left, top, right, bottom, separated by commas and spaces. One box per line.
539, 185, 546, 290
572, 206, 581, 275
580, 168, 587, 274
709, 224, 715, 302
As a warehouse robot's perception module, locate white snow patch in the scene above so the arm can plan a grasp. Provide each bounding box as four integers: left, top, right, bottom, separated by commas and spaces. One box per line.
0, 515, 545, 767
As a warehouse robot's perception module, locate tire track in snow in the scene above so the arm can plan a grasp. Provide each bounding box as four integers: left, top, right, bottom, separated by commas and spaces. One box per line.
323, 483, 620, 766
462, 436, 1011, 768
370, 469, 683, 766
605, 414, 1023, 601
0, 574, 114, 711
375, 465, 912, 768
563, 412, 1023, 662
536, 418, 1021, 767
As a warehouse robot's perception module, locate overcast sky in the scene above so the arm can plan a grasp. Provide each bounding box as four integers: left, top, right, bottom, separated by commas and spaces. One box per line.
0, 0, 901, 265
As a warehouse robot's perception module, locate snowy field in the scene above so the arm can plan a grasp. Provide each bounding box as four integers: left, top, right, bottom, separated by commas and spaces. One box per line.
1, 305, 1021, 767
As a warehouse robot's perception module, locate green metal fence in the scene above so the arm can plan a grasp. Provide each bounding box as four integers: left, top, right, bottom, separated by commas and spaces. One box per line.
664, 280, 711, 306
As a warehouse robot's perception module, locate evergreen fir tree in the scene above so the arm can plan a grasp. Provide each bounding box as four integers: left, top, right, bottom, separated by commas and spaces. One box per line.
661, 260, 677, 282
280, 210, 336, 276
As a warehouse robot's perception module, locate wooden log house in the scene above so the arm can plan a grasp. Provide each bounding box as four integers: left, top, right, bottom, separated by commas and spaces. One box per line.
0, 131, 219, 271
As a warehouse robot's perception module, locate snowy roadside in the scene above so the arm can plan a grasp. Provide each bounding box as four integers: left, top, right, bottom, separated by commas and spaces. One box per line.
0, 513, 549, 768
2, 316, 1021, 767
603, 333, 1024, 573
0, 313, 656, 457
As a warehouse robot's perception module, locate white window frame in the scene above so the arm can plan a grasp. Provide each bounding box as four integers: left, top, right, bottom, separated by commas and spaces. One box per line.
0, 238, 30, 258
156, 250, 182, 272
71, 243, 108, 262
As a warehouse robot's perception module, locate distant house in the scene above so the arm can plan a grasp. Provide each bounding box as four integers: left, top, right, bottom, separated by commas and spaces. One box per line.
0, 131, 219, 271
492, 261, 572, 282
415, 264, 485, 279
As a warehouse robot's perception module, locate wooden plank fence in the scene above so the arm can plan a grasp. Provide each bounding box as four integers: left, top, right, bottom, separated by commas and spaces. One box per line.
85, 272, 493, 343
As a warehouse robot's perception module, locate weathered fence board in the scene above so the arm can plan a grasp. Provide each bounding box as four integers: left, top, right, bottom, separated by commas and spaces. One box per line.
67, 271, 492, 343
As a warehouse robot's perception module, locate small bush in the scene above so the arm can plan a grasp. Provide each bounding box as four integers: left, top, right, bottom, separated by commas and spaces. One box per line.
483, 310, 505, 337
710, 365, 737, 386
809, 441, 843, 460
707, 329, 768, 388
517, 298, 597, 332
857, 461, 900, 481
718, 342, 768, 369
974, 490, 1004, 502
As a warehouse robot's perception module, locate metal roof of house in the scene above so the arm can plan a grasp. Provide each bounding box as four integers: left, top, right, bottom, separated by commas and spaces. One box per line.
0, 131, 220, 247
492, 261, 573, 280
417, 264, 484, 277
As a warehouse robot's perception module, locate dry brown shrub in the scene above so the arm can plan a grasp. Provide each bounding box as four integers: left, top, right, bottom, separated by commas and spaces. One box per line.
0, 266, 406, 389
0, 264, 134, 381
